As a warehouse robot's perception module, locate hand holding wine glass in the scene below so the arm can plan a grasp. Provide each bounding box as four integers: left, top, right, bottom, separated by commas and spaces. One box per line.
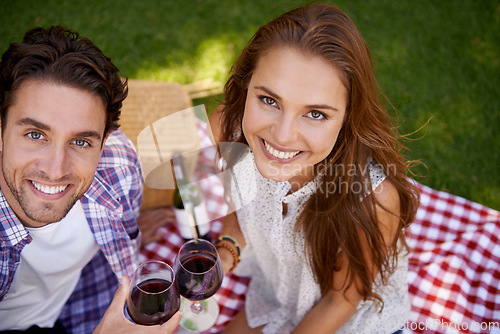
93, 275, 182, 334
126, 260, 180, 325
174, 239, 223, 331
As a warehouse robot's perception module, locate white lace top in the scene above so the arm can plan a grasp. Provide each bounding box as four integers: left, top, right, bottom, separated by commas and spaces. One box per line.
230, 150, 409, 334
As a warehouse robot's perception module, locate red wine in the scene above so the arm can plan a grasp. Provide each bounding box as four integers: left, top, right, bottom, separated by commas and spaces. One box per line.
127, 278, 180, 325
177, 253, 222, 301
182, 253, 216, 272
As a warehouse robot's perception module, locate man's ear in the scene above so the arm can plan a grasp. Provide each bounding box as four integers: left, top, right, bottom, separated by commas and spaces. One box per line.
100, 130, 112, 151
104, 130, 111, 142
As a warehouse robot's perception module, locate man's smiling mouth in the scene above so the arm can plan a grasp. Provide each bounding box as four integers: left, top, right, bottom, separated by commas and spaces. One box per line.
31, 181, 68, 195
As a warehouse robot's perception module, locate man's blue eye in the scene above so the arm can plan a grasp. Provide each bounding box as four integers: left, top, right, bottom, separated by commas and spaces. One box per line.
28, 132, 43, 140
74, 139, 89, 147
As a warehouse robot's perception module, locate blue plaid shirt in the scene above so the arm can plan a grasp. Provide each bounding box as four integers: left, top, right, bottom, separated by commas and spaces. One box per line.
0, 130, 143, 333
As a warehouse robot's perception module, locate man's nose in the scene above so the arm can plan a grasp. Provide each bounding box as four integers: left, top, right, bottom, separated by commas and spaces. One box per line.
38, 144, 71, 179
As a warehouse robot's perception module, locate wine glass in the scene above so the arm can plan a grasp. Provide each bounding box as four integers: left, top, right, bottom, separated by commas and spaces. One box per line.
174, 239, 223, 331
126, 260, 180, 325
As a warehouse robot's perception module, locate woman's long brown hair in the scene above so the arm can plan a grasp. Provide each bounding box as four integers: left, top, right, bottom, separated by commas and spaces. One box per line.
219, 2, 419, 308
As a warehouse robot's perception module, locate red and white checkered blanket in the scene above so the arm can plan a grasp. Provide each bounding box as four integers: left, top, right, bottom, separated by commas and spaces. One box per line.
140, 181, 499, 333
404, 183, 500, 334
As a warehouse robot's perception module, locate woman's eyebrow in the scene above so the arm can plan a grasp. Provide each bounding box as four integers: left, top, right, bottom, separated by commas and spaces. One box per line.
254, 86, 281, 100
304, 104, 340, 112
254, 86, 340, 112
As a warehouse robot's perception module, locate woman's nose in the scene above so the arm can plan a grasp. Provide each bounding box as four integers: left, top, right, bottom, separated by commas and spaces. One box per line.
273, 112, 299, 146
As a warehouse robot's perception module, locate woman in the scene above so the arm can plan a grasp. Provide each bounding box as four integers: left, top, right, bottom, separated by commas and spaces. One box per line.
210, 3, 419, 333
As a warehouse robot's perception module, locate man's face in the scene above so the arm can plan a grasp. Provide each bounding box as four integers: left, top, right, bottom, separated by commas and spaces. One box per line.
0, 79, 107, 227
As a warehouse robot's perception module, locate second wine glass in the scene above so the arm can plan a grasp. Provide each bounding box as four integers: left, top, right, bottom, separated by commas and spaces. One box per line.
174, 239, 223, 331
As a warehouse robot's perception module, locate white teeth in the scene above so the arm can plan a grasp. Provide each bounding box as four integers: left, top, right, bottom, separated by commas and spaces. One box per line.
32, 181, 68, 195
264, 140, 300, 160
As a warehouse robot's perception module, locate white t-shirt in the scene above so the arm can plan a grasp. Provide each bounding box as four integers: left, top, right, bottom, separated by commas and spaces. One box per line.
0, 201, 99, 330
231, 151, 410, 334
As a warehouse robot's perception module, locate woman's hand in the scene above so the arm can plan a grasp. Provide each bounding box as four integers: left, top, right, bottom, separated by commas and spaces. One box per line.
137, 207, 176, 247
218, 246, 237, 275
93, 276, 182, 334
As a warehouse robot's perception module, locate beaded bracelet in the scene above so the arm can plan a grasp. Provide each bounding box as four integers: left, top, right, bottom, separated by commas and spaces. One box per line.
217, 235, 242, 256
214, 235, 241, 272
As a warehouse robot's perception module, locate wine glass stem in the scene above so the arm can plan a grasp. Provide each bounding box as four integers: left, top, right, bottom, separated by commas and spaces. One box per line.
191, 301, 203, 314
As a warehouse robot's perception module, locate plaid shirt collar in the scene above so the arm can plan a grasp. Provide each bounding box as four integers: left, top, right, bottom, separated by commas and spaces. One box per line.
0, 170, 121, 250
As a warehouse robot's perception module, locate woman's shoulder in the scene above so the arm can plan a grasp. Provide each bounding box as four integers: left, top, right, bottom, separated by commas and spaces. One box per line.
366, 158, 399, 221
367, 158, 386, 191
372, 178, 401, 246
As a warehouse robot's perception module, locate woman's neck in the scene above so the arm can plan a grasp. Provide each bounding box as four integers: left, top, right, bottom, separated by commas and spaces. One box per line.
288, 173, 314, 193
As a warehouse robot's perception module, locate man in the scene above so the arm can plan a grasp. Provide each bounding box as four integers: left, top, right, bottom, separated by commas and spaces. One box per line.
0, 26, 181, 333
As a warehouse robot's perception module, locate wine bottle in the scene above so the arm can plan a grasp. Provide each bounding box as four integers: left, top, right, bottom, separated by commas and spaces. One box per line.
172, 154, 210, 241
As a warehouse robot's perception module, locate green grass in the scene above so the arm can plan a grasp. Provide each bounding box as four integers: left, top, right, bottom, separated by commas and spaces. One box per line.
1, 0, 498, 209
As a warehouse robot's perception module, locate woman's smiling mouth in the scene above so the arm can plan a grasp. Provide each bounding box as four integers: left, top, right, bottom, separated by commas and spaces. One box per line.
263, 139, 301, 160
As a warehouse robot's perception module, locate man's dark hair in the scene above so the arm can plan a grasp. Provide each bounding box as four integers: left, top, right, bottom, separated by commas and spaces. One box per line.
0, 25, 128, 136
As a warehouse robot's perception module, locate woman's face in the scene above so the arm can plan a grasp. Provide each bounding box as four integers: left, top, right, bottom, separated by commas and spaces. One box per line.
242, 46, 347, 189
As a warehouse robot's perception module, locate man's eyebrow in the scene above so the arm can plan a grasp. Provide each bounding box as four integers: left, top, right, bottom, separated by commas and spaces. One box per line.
18, 118, 102, 141
75, 131, 102, 141
18, 117, 50, 131
253, 86, 340, 112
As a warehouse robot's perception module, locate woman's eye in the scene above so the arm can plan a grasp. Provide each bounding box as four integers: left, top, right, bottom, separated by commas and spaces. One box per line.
307, 110, 327, 120
261, 96, 277, 107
